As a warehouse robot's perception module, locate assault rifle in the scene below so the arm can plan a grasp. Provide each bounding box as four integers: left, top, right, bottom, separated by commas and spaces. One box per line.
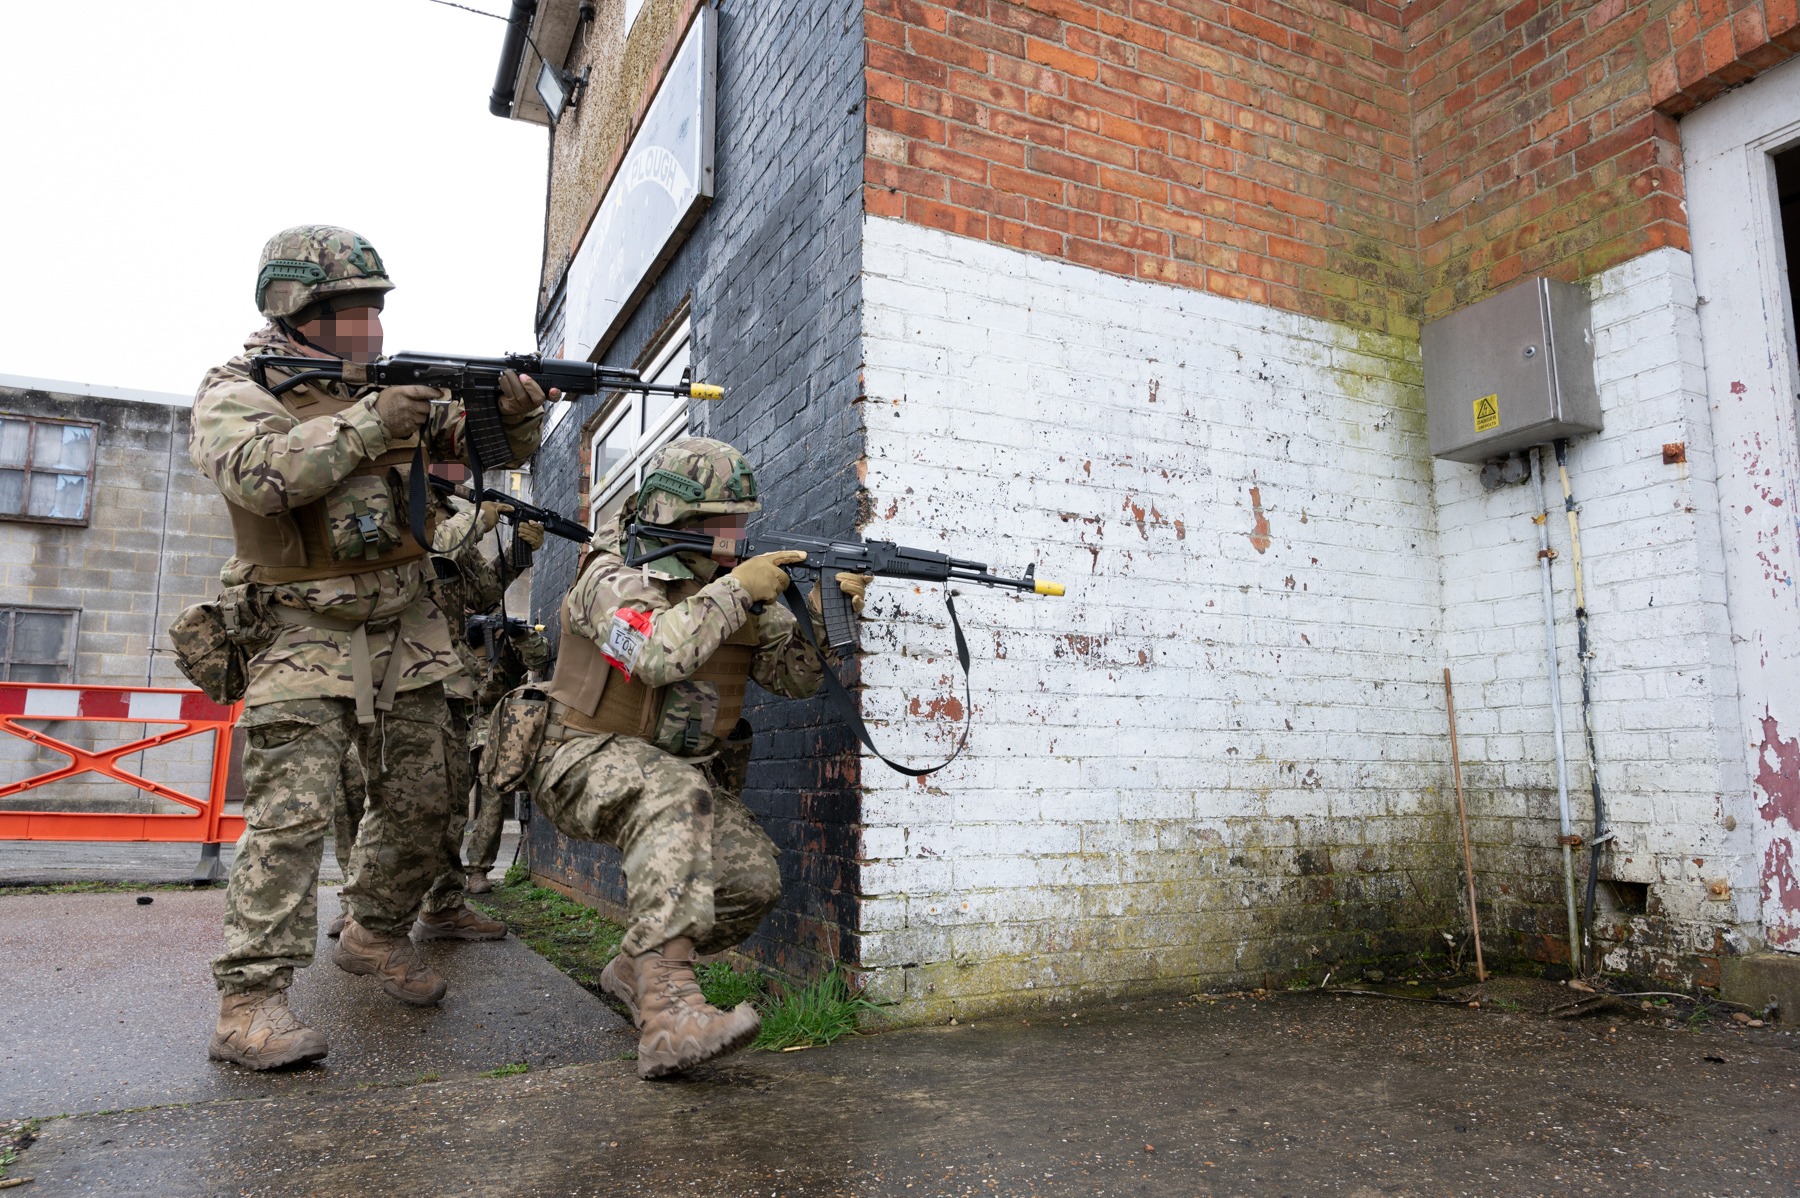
249, 350, 722, 553
465, 614, 543, 664
622, 521, 1063, 777
427, 474, 591, 571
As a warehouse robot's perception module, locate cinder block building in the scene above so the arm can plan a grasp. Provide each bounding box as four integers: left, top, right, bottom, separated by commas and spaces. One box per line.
491, 0, 1800, 1016
0, 377, 235, 813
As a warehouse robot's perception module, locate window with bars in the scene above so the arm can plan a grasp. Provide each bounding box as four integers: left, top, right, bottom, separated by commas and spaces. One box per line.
586, 320, 694, 534
0, 416, 97, 524
0, 608, 78, 682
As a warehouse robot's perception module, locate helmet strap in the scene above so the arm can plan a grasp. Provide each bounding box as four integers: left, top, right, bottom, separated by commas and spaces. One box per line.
275, 317, 347, 361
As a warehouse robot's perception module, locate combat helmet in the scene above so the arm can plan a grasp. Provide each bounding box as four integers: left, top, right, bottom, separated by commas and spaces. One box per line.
254, 224, 394, 322
634, 438, 760, 526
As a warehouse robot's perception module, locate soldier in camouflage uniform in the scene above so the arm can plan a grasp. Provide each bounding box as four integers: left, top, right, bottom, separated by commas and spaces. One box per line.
194, 225, 546, 1070
412, 493, 550, 938
460, 594, 547, 893
529, 437, 868, 1079
321, 493, 547, 939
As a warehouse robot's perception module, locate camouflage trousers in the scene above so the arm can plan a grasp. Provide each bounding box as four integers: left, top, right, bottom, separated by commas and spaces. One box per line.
421, 698, 475, 914
530, 732, 780, 957
463, 749, 507, 873
212, 684, 452, 994
332, 744, 368, 883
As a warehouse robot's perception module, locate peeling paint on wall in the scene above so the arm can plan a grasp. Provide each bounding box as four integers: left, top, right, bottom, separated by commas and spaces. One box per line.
1754, 714, 1800, 826
1248, 486, 1272, 555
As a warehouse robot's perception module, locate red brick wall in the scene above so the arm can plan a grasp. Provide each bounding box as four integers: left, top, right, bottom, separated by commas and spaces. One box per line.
1648, 0, 1800, 114
863, 0, 1421, 334
866, 1, 1800, 330
1408, 0, 1689, 322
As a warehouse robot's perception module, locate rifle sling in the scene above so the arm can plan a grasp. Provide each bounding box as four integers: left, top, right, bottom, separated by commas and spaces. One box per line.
778, 582, 972, 779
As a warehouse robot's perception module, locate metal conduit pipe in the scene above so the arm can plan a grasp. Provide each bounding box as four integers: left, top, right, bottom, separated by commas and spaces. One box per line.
1532, 445, 1582, 968
1555, 438, 1613, 975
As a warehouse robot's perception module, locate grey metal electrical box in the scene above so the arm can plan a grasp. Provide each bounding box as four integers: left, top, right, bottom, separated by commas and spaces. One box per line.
1422, 276, 1601, 463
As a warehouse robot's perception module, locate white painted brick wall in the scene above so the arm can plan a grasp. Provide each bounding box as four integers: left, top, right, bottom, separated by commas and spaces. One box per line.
1434, 247, 1756, 979
856, 216, 1454, 1015
855, 224, 1760, 1012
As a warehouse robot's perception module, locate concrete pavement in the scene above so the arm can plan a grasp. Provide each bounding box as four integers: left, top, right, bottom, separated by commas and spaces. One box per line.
2, 840, 1797, 1196
0, 886, 630, 1120
8, 982, 1798, 1197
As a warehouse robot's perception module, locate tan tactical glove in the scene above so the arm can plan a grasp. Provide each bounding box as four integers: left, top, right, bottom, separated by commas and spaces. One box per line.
372, 385, 443, 439
812, 572, 873, 616
730, 550, 807, 603
477, 501, 512, 536
517, 520, 546, 549
836, 572, 873, 614
497, 369, 547, 418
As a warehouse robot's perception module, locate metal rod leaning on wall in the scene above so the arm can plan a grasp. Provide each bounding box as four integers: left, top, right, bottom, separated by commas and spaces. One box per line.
1443, 667, 1488, 982
1531, 445, 1583, 970
1554, 438, 1612, 976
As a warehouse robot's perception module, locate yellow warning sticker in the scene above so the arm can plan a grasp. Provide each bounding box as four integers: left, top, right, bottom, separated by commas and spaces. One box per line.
1473, 394, 1500, 433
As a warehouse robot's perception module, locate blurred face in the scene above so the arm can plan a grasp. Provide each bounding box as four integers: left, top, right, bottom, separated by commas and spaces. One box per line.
696, 513, 748, 565
294, 305, 384, 363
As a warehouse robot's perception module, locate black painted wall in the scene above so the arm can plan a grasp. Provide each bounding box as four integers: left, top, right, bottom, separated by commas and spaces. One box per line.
528, 0, 867, 979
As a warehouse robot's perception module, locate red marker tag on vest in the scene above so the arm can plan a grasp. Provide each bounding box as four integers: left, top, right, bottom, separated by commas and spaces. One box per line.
602, 607, 653, 677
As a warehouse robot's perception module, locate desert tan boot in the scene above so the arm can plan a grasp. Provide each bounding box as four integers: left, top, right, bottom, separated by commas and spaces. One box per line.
412, 903, 507, 941
332, 918, 448, 1005
208, 988, 328, 1070
634, 938, 760, 1080
464, 867, 493, 895
326, 912, 345, 938
600, 951, 641, 1026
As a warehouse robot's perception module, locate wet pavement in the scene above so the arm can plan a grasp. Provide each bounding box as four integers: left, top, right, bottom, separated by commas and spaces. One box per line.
0, 885, 630, 1120
4, 927, 1798, 1197
2, 844, 1798, 1195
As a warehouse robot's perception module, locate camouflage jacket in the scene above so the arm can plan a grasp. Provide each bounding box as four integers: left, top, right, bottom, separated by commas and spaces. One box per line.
564, 543, 829, 702
431, 497, 549, 707
192, 326, 543, 707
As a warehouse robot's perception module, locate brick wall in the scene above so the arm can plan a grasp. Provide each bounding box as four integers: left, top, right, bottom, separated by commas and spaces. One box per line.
855, 216, 1459, 1016
866, 2, 1800, 331
0, 386, 234, 815
1408, 0, 1689, 323
1432, 248, 1754, 984
1647, 0, 1800, 114
530, 0, 870, 979
863, 0, 1419, 335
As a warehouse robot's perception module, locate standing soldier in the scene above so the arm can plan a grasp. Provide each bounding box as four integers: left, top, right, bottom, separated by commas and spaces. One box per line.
193, 225, 545, 1070
511, 438, 867, 1079
322, 492, 544, 940
460, 576, 546, 893
412, 493, 550, 938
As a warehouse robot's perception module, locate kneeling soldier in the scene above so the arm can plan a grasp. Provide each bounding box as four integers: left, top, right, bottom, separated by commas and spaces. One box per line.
524, 438, 864, 1078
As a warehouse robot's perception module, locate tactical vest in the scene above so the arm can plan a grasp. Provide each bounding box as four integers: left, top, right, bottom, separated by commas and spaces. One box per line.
226, 365, 431, 584
544, 563, 757, 751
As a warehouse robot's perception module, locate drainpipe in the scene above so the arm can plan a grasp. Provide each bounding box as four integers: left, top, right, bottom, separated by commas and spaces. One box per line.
1532, 445, 1582, 968
488, 0, 538, 118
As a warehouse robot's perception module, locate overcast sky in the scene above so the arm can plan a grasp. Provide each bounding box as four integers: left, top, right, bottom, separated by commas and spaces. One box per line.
0, 0, 547, 397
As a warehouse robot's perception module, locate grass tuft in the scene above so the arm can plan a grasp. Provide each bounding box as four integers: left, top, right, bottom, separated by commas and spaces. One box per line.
480, 1062, 529, 1077
0, 880, 221, 896
697, 960, 767, 1010
753, 968, 885, 1051
467, 874, 625, 995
